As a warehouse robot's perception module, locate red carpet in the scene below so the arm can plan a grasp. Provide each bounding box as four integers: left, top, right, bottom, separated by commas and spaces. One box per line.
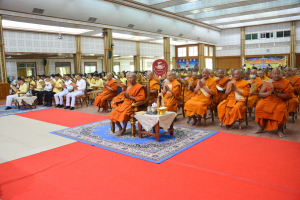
0, 133, 299, 200
16, 109, 109, 127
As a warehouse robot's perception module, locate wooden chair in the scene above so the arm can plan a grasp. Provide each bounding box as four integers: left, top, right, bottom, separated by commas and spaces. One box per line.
75, 89, 89, 109
203, 95, 214, 126
238, 97, 249, 130
110, 81, 150, 137
177, 84, 185, 118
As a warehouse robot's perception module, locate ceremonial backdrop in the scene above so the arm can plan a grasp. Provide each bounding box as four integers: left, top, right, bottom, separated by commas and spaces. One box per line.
176, 59, 199, 69
244, 56, 287, 69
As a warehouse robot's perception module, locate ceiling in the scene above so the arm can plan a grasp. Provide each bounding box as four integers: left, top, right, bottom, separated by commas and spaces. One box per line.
132, 0, 300, 28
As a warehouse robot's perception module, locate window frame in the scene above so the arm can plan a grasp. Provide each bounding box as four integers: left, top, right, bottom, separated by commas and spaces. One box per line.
55, 62, 71, 76
113, 62, 121, 73
17, 62, 37, 78
84, 62, 97, 74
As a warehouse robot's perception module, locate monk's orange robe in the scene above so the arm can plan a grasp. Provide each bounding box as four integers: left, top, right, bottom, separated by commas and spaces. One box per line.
164, 80, 181, 112
184, 78, 199, 103
148, 79, 160, 101
285, 76, 300, 113
213, 76, 230, 111
218, 79, 250, 125
112, 82, 131, 109
247, 77, 263, 109
109, 83, 145, 122
290, 76, 300, 95
94, 79, 118, 107
255, 78, 293, 130
260, 75, 270, 82
184, 77, 217, 117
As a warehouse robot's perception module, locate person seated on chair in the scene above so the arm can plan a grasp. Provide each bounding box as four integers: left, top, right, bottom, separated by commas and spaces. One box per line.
292, 68, 299, 77
146, 71, 160, 98
32, 75, 44, 96
109, 73, 145, 136
284, 67, 299, 114
94, 73, 118, 112
213, 69, 230, 115
37, 77, 53, 106
29, 76, 36, 94
43, 74, 63, 107
54, 74, 73, 108
88, 74, 104, 101
217, 70, 250, 129
209, 69, 216, 79
258, 70, 270, 81
86, 74, 96, 92
111, 73, 130, 109
64, 74, 86, 110
184, 68, 217, 125
184, 72, 199, 103
247, 69, 263, 118
255, 68, 293, 138
5, 79, 28, 110
162, 72, 181, 112
10, 76, 19, 94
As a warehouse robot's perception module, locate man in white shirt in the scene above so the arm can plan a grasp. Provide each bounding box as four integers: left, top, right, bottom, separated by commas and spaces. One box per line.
10, 76, 19, 94
54, 74, 73, 108
37, 77, 53, 105
64, 73, 86, 110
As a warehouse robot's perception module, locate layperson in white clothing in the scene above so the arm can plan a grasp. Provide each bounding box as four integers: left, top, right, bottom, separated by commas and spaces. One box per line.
37, 77, 53, 105
54, 74, 74, 108
5, 79, 28, 110
10, 76, 19, 94
64, 74, 86, 110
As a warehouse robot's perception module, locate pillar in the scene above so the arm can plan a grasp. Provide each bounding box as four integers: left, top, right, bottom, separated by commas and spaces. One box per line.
102, 59, 106, 72
163, 37, 170, 71
74, 35, 82, 74
198, 43, 205, 71
134, 42, 140, 71
44, 58, 49, 76
290, 21, 296, 68
0, 14, 9, 100
103, 28, 113, 73
172, 57, 176, 70
240, 27, 245, 69
213, 46, 216, 70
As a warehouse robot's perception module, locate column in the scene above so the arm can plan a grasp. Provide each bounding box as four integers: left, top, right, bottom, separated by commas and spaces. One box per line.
213, 46, 216, 70
134, 42, 140, 71
44, 58, 50, 76
290, 21, 296, 68
74, 35, 82, 74
163, 37, 170, 71
172, 57, 176, 70
240, 27, 245, 69
0, 14, 9, 100
198, 43, 205, 71
103, 28, 113, 73
102, 59, 106, 72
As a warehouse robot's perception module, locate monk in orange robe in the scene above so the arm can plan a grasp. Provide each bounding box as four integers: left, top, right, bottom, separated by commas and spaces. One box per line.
213, 69, 230, 114
146, 71, 160, 101
184, 72, 199, 103
94, 73, 118, 112
284, 67, 299, 113
292, 68, 299, 77
218, 70, 250, 129
162, 72, 181, 112
109, 73, 145, 136
111, 73, 131, 109
247, 69, 263, 118
255, 68, 294, 138
258, 70, 270, 81
185, 68, 217, 126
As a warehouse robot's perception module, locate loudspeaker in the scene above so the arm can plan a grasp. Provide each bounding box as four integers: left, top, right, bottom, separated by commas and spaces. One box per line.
44, 59, 47, 66
108, 50, 112, 59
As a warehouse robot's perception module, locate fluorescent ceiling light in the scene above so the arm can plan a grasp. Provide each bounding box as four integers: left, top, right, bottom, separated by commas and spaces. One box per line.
92, 32, 154, 41
151, 39, 197, 45
2, 20, 94, 34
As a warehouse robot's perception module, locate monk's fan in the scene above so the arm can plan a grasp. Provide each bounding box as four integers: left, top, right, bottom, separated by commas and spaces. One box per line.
250, 82, 257, 93
200, 86, 210, 97
235, 91, 244, 100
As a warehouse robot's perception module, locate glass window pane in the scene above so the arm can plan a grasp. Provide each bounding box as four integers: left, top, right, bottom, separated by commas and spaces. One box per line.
178, 47, 186, 57
18, 68, 27, 77
209, 47, 213, 57
284, 31, 290, 37
261, 33, 265, 38
277, 31, 283, 37
17, 63, 26, 68
252, 34, 258, 39
245, 34, 251, 40
270, 33, 273, 37
205, 58, 213, 70
56, 67, 70, 76
130, 62, 134, 71
113, 62, 120, 73
204, 46, 208, 56
27, 68, 34, 77
188, 46, 198, 56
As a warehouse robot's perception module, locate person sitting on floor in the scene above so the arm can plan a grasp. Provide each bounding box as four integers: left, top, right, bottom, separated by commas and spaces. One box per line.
54, 74, 74, 108
37, 77, 53, 106
5, 79, 28, 110
64, 74, 86, 110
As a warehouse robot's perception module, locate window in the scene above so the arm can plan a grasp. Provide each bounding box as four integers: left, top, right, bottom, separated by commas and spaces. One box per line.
84, 62, 97, 74
55, 62, 71, 76
130, 62, 134, 71
277, 31, 290, 38
260, 32, 274, 39
245, 33, 258, 40
178, 47, 187, 57
276, 31, 283, 37
205, 58, 213, 70
147, 62, 153, 70
188, 46, 198, 56
113, 62, 120, 73
209, 47, 214, 57
17, 63, 36, 77
204, 46, 208, 56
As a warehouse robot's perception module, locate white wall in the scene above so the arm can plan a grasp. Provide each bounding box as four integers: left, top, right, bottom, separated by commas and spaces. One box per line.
216, 28, 240, 57
81, 37, 104, 54
296, 21, 300, 53
6, 59, 44, 78
140, 43, 164, 57
117, 60, 134, 71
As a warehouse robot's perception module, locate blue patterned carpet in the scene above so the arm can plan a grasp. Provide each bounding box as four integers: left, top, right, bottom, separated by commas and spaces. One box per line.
51, 120, 218, 163
0, 105, 51, 117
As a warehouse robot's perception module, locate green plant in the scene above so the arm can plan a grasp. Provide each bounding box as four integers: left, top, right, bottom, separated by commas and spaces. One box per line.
7, 77, 11, 84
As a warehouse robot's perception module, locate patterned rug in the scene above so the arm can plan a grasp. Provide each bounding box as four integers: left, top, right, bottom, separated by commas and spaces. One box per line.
0, 105, 51, 117
51, 120, 218, 163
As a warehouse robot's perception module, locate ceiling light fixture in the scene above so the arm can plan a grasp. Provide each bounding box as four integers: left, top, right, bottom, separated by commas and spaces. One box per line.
92, 33, 154, 41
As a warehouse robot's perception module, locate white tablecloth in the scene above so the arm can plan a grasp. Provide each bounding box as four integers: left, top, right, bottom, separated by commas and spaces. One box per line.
134, 111, 177, 132
16, 96, 37, 106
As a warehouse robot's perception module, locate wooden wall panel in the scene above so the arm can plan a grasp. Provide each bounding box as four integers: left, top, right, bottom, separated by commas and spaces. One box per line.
216, 56, 240, 69
0, 83, 9, 100
296, 53, 300, 69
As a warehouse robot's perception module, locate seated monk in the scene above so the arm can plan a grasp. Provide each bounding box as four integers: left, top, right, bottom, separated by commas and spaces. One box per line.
111, 73, 131, 109
184, 72, 199, 103
94, 73, 118, 112
146, 71, 160, 101
247, 69, 263, 118
109, 73, 145, 136
88, 74, 104, 100
162, 72, 181, 112
284, 67, 299, 114
258, 70, 270, 81
292, 67, 299, 77
213, 69, 230, 115
255, 68, 294, 138
184, 68, 217, 125
218, 70, 250, 129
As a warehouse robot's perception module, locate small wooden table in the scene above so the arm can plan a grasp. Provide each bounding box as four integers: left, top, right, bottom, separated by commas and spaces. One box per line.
15, 96, 37, 110
138, 121, 174, 142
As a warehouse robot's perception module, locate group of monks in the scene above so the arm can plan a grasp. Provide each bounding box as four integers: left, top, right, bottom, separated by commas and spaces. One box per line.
92, 67, 300, 138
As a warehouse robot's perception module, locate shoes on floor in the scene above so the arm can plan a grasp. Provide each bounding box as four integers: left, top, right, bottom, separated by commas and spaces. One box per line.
55, 104, 60, 108
37, 103, 43, 106
47, 104, 52, 107
43, 104, 48, 106
70, 107, 75, 110
59, 105, 64, 108
64, 106, 70, 109
5, 107, 11, 110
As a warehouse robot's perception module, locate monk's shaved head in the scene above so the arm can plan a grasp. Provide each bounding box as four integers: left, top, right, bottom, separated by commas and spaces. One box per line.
128, 72, 137, 85
129, 72, 137, 78
202, 68, 210, 79
292, 67, 298, 76
272, 68, 282, 81
250, 69, 257, 76
218, 69, 225, 78
192, 72, 198, 80
167, 72, 174, 82
284, 67, 292, 77
202, 68, 210, 73
146, 71, 153, 80
233, 70, 242, 80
